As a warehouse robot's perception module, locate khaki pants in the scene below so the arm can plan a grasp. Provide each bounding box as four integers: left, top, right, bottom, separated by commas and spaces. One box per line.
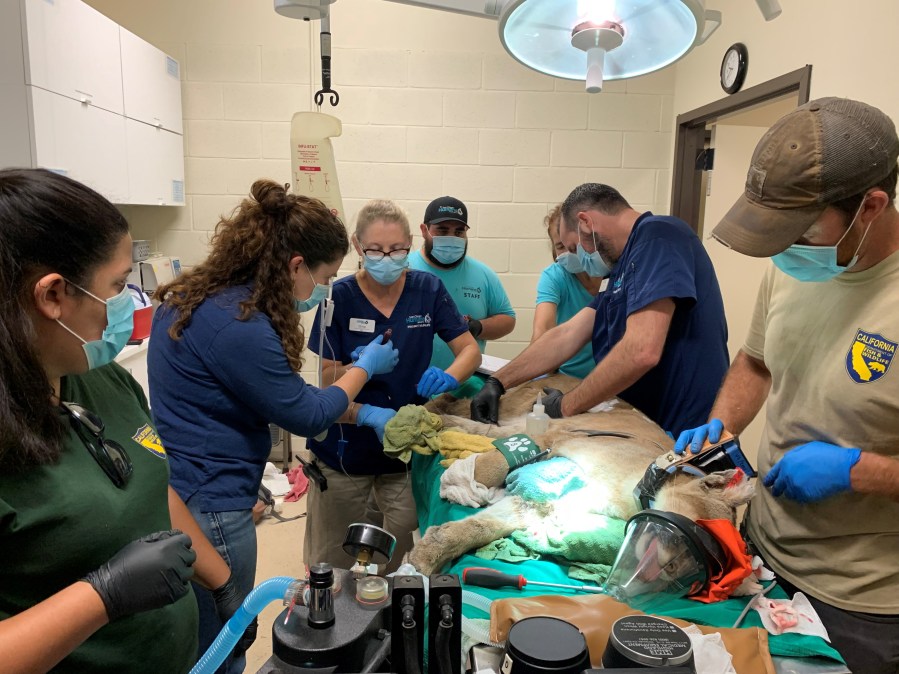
304, 462, 417, 573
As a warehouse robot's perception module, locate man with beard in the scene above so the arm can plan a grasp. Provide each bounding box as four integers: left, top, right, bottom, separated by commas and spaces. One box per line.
471, 183, 728, 435
408, 196, 515, 396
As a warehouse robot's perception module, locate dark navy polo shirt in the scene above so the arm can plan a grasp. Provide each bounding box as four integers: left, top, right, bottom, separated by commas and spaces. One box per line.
589, 212, 729, 434
308, 270, 469, 475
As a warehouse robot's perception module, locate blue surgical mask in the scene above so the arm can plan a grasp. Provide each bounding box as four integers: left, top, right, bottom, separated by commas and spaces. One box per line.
430, 236, 466, 265
57, 283, 135, 369
555, 251, 585, 275
295, 265, 330, 312
576, 227, 611, 278
364, 255, 409, 285
772, 201, 871, 283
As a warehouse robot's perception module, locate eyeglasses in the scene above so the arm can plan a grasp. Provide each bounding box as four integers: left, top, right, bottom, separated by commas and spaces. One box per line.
60, 401, 133, 489
362, 247, 411, 262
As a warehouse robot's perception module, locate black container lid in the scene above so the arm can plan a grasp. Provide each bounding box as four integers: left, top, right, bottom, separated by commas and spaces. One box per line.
506, 616, 589, 669
608, 615, 693, 667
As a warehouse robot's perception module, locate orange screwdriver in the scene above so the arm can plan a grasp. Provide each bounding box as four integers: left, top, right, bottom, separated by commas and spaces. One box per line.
462, 567, 604, 593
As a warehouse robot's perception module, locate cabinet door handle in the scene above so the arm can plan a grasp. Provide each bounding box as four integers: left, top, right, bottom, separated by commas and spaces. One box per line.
75, 89, 93, 105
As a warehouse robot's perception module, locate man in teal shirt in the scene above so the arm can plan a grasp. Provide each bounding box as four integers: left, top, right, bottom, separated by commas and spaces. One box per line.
409, 196, 516, 393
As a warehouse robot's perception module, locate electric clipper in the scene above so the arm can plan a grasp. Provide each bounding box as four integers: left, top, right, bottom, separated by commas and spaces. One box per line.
656, 431, 756, 476
634, 431, 756, 509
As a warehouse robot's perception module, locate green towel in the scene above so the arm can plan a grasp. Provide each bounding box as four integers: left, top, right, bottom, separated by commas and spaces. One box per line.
382, 405, 443, 463
475, 537, 540, 564
475, 476, 626, 586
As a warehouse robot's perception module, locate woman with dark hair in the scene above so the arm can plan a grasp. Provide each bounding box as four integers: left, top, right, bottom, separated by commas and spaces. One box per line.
0, 168, 244, 673
148, 179, 398, 674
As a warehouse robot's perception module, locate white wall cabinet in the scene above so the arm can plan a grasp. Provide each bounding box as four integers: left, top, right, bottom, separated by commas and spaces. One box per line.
125, 118, 184, 205
0, 0, 184, 206
22, 0, 124, 115
120, 27, 183, 134
29, 85, 129, 202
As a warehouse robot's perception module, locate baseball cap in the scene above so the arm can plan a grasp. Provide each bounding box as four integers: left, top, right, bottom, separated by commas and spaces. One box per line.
424, 196, 468, 227
712, 97, 899, 257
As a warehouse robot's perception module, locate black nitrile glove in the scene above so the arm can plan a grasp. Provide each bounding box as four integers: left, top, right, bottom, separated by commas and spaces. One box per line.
542, 387, 565, 419
467, 317, 483, 339
212, 575, 257, 658
470, 376, 505, 424
84, 530, 195, 622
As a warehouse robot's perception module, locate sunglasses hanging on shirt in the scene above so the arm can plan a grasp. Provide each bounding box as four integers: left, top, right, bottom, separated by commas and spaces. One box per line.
59, 401, 133, 489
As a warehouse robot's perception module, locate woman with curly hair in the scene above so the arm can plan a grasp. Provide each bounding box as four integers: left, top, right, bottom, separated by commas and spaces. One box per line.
148, 180, 398, 673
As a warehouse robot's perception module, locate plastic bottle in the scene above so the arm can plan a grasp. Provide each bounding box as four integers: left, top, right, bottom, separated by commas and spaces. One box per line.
526, 392, 550, 435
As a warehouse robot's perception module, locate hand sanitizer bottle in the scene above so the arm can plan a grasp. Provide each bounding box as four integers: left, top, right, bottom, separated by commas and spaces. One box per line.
526, 393, 550, 435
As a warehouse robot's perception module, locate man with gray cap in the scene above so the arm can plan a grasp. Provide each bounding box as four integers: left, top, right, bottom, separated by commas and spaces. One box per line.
676, 97, 899, 672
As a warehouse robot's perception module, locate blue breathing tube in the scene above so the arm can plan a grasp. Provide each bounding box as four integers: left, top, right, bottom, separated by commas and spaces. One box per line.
190, 576, 295, 674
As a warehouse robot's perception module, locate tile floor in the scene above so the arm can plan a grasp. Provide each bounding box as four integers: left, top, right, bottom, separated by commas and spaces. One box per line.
244, 495, 309, 672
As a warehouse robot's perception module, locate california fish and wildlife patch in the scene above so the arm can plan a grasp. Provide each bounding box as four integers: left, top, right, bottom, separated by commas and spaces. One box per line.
846, 329, 896, 383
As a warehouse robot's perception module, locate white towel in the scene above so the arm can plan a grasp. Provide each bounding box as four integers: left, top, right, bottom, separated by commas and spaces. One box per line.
682, 625, 738, 674
261, 461, 291, 497
439, 454, 506, 508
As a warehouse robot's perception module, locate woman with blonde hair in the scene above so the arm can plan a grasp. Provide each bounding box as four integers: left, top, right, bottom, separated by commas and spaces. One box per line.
530, 204, 603, 378
148, 180, 398, 673
306, 199, 480, 570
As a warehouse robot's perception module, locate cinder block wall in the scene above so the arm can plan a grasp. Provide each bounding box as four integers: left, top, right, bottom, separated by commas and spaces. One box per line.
91, 0, 675, 378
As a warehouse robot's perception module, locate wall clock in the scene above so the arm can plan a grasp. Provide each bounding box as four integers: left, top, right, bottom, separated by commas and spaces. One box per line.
720, 43, 748, 94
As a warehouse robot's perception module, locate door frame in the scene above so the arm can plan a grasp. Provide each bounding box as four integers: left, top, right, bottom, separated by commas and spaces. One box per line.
670, 65, 812, 231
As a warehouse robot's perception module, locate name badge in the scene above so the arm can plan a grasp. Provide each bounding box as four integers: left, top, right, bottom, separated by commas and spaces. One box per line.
349, 318, 375, 333
599, 278, 609, 292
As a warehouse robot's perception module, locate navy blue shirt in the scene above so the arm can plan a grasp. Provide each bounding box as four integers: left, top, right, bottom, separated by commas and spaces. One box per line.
149, 285, 348, 511
589, 213, 728, 434
308, 270, 468, 475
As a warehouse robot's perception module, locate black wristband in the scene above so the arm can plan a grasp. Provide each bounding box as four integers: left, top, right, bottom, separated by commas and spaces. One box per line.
468, 318, 483, 339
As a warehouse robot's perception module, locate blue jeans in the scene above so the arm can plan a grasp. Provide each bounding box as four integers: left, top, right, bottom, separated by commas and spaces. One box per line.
186, 497, 257, 674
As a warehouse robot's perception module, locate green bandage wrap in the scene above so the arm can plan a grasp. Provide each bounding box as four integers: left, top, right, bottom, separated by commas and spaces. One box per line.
493, 434, 541, 471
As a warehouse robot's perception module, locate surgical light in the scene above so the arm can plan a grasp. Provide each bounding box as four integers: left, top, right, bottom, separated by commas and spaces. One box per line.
274, 0, 336, 21
283, 0, 783, 94
498, 0, 721, 93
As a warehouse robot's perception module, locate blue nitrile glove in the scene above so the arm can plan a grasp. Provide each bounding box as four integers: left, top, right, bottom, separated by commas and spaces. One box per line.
353, 334, 399, 379
416, 367, 459, 398
541, 387, 565, 419
356, 404, 397, 443
764, 441, 862, 503
674, 418, 724, 455
349, 345, 364, 362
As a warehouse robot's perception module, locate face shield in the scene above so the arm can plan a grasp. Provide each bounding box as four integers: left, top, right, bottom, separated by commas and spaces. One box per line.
603, 510, 726, 608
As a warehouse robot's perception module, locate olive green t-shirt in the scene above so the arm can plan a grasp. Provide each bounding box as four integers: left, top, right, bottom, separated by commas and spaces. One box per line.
744, 254, 899, 613
0, 363, 197, 672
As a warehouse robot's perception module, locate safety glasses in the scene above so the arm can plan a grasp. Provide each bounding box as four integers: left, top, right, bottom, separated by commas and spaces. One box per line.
60, 401, 133, 489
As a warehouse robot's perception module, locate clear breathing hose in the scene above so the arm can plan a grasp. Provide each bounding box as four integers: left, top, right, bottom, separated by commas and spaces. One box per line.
460, 590, 504, 648
190, 576, 295, 674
